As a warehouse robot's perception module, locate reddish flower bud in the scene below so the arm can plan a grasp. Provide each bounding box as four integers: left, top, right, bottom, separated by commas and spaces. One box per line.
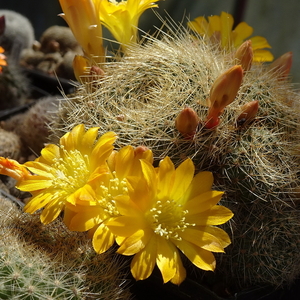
235, 40, 253, 71
236, 100, 259, 126
209, 65, 244, 111
205, 65, 243, 129
270, 51, 293, 80
175, 107, 200, 138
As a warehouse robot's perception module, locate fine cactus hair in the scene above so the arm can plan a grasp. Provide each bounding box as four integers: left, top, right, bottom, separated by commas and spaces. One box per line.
2, 96, 60, 157
0, 128, 21, 160
50, 23, 300, 291
0, 199, 131, 300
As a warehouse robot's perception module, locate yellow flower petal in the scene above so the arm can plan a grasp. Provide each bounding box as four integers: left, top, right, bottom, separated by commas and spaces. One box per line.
18, 177, 52, 191
171, 158, 194, 201
231, 22, 253, 47
157, 156, 175, 197
106, 215, 146, 237
170, 248, 186, 285
250, 36, 272, 49
39, 144, 60, 163
91, 131, 117, 166
174, 239, 216, 271
184, 190, 224, 215
180, 228, 226, 253
114, 145, 134, 179
131, 234, 157, 281
25, 162, 55, 178
40, 198, 65, 225
179, 171, 213, 204
185, 205, 234, 226
220, 11, 234, 48
66, 183, 97, 205
92, 222, 115, 254
187, 16, 208, 35
23, 192, 53, 214
253, 49, 274, 62
80, 126, 102, 153
58, 0, 105, 62
69, 206, 105, 231
117, 228, 152, 256
156, 236, 176, 283
208, 15, 221, 36
60, 124, 86, 151
202, 226, 232, 249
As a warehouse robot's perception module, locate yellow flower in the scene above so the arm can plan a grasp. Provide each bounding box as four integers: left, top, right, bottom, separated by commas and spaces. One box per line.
18, 124, 117, 224
187, 11, 274, 62
106, 157, 233, 284
58, 0, 105, 63
97, 0, 160, 50
65, 145, 154, 254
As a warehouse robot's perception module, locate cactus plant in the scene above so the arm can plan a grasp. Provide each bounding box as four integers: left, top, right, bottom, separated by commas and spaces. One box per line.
50, 25, 300, 291
0, 198, 131, 299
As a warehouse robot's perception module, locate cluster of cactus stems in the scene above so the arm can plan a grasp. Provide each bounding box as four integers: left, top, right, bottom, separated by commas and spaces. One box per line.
0, 199, 131, 299
51, 24, 300, 290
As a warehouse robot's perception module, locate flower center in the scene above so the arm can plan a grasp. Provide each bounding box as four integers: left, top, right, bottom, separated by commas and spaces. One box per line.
147, 198, 193, 241
96, 171, 128, 217
51, 148, 90, 194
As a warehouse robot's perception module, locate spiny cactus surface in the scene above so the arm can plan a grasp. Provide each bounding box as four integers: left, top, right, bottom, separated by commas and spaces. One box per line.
0, 199, 131, 299
50, 27, 300, 290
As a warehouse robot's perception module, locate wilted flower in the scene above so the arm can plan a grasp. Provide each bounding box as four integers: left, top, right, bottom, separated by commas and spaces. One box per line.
187, 11, 274, 62
106, 157, 233, 284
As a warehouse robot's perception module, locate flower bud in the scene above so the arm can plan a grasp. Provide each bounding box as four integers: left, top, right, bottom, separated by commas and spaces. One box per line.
236, 100, 259, 126
235, 40, 253, 71
175, 107, 200, 138
90, 65, 105, 81
209, 65, 244, 111
205, 65, 243, 129
73, 55, 90, 83
270, 51, 292, 80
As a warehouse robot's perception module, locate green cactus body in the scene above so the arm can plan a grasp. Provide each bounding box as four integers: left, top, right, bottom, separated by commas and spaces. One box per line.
51, 29, 300, 289
0, 199, 131, 299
